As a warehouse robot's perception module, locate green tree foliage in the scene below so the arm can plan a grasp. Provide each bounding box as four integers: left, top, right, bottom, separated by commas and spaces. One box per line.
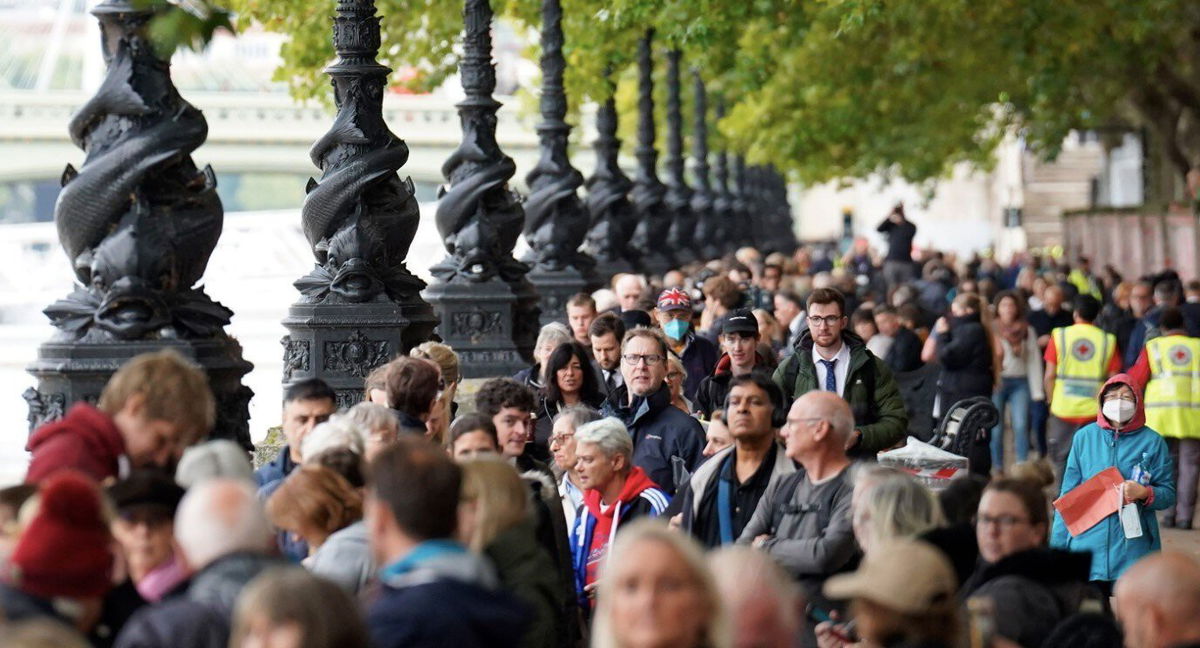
175, 0, 1200, 191
133, 0, 235, 58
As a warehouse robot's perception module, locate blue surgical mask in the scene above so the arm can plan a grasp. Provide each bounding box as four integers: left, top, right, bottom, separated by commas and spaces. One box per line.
663, 318, 690, 341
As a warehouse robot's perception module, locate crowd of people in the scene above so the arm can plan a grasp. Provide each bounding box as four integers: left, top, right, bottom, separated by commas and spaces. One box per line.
2, 204, 1200, 648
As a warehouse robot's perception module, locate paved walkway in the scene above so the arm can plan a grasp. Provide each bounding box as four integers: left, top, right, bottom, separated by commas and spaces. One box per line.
1161, 527, 1200, 558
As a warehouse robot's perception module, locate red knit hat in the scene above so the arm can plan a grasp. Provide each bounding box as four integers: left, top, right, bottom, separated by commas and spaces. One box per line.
6, 470, 114, 599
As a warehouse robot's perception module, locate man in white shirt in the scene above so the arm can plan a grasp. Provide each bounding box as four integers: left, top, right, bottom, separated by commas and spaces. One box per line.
772, 288, 907, 457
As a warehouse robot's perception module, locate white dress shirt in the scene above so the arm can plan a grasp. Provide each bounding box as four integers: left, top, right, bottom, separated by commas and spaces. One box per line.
602, 368, 624, 392
812, 341, 852, 396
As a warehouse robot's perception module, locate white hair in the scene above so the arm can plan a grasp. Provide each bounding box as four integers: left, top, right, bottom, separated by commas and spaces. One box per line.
300, 412, 367, 462
175, 440, 253, 489
175, 479, 273, 570
592, 288, 618, 313
536, 322, 573, 351
574, 417, 633, 462
827, 405, 855, 444
346, 402, 399, 435
614, 273, 648, 293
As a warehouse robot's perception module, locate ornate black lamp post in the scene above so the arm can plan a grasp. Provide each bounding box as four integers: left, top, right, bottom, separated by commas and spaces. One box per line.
663, 50, 695, 266
689, 70, 718, 262
746, 165, 767, 252
732, 155, 754, 250
711, 97, 735, 258
281, 0, 436, 407
583, 69, 637, 279
423, 0, 540, 375
770, 166, 799, 254
628, 29, 673, 277
25, 0, 253, 444
522, 0, 596, 323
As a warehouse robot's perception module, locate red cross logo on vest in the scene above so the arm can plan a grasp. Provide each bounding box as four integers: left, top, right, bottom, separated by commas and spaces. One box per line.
1169, 344, 1193, 366
1072, 339, 1095, 362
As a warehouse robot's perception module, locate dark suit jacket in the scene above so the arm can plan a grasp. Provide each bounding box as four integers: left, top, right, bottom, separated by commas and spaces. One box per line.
885, 326, 924, 374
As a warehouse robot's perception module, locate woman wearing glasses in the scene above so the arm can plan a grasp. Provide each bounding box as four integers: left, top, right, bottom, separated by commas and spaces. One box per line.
961, 477, 1093, 648
1050, 374, 1176, 597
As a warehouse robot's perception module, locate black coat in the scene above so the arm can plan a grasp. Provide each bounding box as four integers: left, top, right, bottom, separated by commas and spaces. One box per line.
935, 312, 994, 413
961, 548, 1092, 648
885, 326, 924, 374
114, 552, 285, 648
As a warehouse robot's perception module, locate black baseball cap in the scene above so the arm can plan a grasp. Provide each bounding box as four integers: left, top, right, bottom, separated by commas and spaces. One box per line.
722, 309, 760, 336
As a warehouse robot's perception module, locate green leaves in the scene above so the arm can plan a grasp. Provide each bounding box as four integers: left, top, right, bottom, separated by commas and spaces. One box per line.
132, 0, 235, 58
184, 0, 1200, 191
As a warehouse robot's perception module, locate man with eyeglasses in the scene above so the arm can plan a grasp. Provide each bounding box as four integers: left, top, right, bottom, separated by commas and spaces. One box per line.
773, 287, 907, 457
695, 309, 767, 419
737, 391, 857, 631
600, 327, 705, 495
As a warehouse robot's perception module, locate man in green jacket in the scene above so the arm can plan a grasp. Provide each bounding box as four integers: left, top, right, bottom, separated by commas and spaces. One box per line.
773, 287, 907, 456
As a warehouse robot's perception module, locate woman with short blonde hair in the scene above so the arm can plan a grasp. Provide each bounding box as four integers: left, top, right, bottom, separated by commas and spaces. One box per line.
591, 519, 731, 648
851, 465, 944, 556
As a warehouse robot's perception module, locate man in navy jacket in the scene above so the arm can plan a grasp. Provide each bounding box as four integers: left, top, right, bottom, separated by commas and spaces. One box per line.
366, 438, 530, 648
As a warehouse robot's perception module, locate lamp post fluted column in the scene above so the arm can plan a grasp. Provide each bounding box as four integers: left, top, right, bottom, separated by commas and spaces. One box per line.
522, 0, 596, 323
733, 155, 754, 250
628, 29, 673, 277
689, 70, 718, 262
281, 0, 436, 406
25, 0, 253, 444
423, 0, 540, 375
663, 49, 695, 266
712, 97, 735, 258
583, 68, 637, 279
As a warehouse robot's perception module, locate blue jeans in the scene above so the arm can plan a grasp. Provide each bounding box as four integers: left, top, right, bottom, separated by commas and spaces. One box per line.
1031, 399, 1049, 456
992, 377, 1031, 468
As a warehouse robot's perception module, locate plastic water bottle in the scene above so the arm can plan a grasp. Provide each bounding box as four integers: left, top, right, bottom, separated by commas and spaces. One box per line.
1130, 452, 1151, 486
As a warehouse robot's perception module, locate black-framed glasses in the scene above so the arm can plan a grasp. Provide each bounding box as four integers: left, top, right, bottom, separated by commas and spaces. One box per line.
622, 353, 665, 366
807, 315, 843, 328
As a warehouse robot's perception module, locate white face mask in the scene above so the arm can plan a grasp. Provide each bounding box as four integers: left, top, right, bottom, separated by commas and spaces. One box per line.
1102, 399, 1136, 425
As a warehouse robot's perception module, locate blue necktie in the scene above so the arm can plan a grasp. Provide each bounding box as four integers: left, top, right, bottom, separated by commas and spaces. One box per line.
819, 359, 837, 393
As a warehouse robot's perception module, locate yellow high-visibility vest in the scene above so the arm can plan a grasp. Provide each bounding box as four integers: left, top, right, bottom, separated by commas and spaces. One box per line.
1051, 324, 1114, 420
1143, 334, 1200, 439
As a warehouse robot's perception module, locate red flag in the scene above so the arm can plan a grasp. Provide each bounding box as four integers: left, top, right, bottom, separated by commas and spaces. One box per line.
1053, 466, 1124, 537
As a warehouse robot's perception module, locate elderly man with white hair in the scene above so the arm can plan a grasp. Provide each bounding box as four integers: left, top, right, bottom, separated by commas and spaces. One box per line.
569, 417, 670, 614
114, 479, 284, 648
613, 273, 648, 313
737, 391, 857, 631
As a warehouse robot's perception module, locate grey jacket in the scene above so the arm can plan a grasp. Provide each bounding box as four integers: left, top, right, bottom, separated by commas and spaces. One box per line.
737, 466, 857, 594
308, 520, 373, 594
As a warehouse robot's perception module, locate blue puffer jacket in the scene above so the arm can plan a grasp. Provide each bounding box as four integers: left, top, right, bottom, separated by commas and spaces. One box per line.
601, 385, 704, 495
1050, 374, 1176, 583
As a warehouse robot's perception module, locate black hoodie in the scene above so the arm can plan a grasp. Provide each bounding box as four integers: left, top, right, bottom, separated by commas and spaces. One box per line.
961, 548, 1093, 648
